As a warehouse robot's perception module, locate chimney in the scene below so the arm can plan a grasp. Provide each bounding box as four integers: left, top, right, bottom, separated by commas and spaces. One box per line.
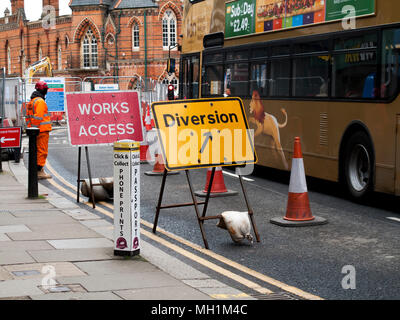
43, 0, 59, 17
11, 0, 24, 15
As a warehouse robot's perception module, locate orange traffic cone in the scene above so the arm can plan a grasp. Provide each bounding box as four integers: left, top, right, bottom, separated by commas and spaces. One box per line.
195, 167, 238, 198
140, 143, 149, 163
270, 137, 327, 227
144, 153, 179, 176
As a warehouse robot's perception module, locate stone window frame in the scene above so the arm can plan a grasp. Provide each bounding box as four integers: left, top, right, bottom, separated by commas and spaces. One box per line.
81, 27, 98, 69
132, 22, 140, 51
162, 9, 177, 51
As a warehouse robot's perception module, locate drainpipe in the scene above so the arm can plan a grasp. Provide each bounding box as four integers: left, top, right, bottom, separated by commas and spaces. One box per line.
115, 10, 122, 82
144, 10, 148, 90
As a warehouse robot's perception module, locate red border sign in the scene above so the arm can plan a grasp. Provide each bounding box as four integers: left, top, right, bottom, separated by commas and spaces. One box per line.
66, 91, 143, 146
0, 127, 21, 149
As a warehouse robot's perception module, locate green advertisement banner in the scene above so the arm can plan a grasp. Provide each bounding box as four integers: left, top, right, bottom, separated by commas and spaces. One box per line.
326, 0, 375, 21
225, 0, 375, 38
225, 0, 256, 38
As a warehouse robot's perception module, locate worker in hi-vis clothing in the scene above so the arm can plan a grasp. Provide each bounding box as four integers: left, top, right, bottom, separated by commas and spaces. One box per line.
26, 81, 52, 180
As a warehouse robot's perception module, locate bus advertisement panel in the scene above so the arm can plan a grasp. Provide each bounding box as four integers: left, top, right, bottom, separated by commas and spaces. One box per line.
225, 0, 376, 38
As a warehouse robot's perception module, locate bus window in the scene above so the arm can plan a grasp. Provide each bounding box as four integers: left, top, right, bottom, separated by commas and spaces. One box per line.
381, 28, 400, 99
250, 62, 268, 97
202, 64, 223, 96
295, 40, 330, 54
335, 32, 377, 50
332, 33, 377, 99
224, 63, 249, 96
181, 55, 200, 99
271, 45, 290, 56
270, 58, 290, 97
293, 55, 329, 97
332, 51, 377, 99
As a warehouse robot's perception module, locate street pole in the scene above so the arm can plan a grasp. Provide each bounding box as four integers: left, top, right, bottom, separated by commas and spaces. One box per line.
0, 68, 5, 173
27, 127, 39, 199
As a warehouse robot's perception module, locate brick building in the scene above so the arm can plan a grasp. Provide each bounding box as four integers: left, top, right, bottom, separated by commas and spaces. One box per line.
0, 0, 183, 90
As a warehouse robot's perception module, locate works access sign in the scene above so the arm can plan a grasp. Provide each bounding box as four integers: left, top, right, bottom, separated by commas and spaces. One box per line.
66, 91, 143, 146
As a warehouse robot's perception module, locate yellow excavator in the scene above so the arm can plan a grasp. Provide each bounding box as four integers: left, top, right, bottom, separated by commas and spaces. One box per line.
24, 56, 53, 81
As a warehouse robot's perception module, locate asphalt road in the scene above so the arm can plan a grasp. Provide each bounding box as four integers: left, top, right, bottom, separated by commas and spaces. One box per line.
41, 127, 400, 300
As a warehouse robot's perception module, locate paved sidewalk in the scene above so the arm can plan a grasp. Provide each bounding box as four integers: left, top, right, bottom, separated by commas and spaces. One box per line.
0, 157, 253, 300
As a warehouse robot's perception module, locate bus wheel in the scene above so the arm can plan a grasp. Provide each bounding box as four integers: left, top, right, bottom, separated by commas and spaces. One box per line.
343, 131, 374, 199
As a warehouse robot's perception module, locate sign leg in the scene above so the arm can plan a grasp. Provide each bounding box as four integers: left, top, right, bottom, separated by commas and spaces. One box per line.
201, 167, 215, 220
239, 175, 260, 242
77, 147, 81, 203
85, 146, 96, 209
186, 170, 209, 249
153, 168, 168, 233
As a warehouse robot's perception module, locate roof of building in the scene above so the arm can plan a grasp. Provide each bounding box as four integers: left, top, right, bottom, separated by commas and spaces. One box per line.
69, 0, 114, 7
111, 0, 157, 9
69, 0, 157, 9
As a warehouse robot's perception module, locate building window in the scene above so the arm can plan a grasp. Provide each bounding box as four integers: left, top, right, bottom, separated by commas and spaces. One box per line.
82, 28, 98, 69
37, 44, 42, 61
7, 46, 11, 75
57, 42, 62, 70
162, 9, 177, 50
162, 74, 179, 96
132, 23, 139, 50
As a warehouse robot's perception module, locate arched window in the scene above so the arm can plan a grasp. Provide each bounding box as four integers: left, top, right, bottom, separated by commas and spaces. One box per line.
132, 22, 140, 51
57, 41, 62, 70
162, 9, 177, 50
37, 42, 42, 61
82, 28, 98, 69
7, 45, 11, 75
162, 74, 179, 96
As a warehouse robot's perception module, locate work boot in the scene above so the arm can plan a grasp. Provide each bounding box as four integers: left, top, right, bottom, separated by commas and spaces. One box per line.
38, 167, 52, 180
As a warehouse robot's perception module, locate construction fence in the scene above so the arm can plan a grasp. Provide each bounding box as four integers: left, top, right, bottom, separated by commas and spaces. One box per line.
0, 76, 169, 131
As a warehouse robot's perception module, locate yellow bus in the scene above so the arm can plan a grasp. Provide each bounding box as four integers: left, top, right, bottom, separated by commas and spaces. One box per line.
179, 0, 400, 200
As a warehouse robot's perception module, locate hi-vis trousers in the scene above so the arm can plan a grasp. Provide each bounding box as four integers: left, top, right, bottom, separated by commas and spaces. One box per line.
37, 131, 50, 167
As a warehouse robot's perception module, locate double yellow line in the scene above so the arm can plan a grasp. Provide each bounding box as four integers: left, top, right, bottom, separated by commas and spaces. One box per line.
45, 161, 323, 300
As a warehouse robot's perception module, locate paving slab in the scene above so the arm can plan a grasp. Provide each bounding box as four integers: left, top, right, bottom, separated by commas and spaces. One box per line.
1, 203, 55, 211
7, 223, 102, 241
0, 278, 44, 298
30, 291, 122, 300
114, 286, 212, 300
11, 210, 66, 218
0, 240, 54, 252
57, 272, 184, 292
47, 238, 113, 249
0, 267, 13, 281
3, 262, 86, 280
28, 247, 114, 263
62, 209, 101, 221
0, 250, 36, 265
0, 233, 11, 241
0, 225, 31, 234
74, 259, 158, 276
21, 215, 77, 226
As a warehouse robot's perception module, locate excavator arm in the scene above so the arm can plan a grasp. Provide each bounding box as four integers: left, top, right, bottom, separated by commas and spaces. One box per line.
24, 57, 53, 82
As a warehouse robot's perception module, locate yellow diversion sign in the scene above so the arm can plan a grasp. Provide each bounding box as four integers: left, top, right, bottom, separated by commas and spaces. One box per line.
151, 98, 257, 170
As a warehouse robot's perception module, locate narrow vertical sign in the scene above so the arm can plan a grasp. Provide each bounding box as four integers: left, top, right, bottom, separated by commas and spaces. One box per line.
113, 140, 141, 256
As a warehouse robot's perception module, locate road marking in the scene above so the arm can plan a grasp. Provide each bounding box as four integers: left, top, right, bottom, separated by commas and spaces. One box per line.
386, 217, 400, 223
222, 170, 254, 182
45, 160, 323, 300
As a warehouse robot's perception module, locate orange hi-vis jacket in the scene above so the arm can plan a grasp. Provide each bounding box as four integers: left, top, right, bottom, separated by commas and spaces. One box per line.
26, 97, 52, 132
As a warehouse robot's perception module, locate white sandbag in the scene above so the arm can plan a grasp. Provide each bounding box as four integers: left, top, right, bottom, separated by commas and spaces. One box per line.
81, 179, 110, 201
217, 211, 253, 244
